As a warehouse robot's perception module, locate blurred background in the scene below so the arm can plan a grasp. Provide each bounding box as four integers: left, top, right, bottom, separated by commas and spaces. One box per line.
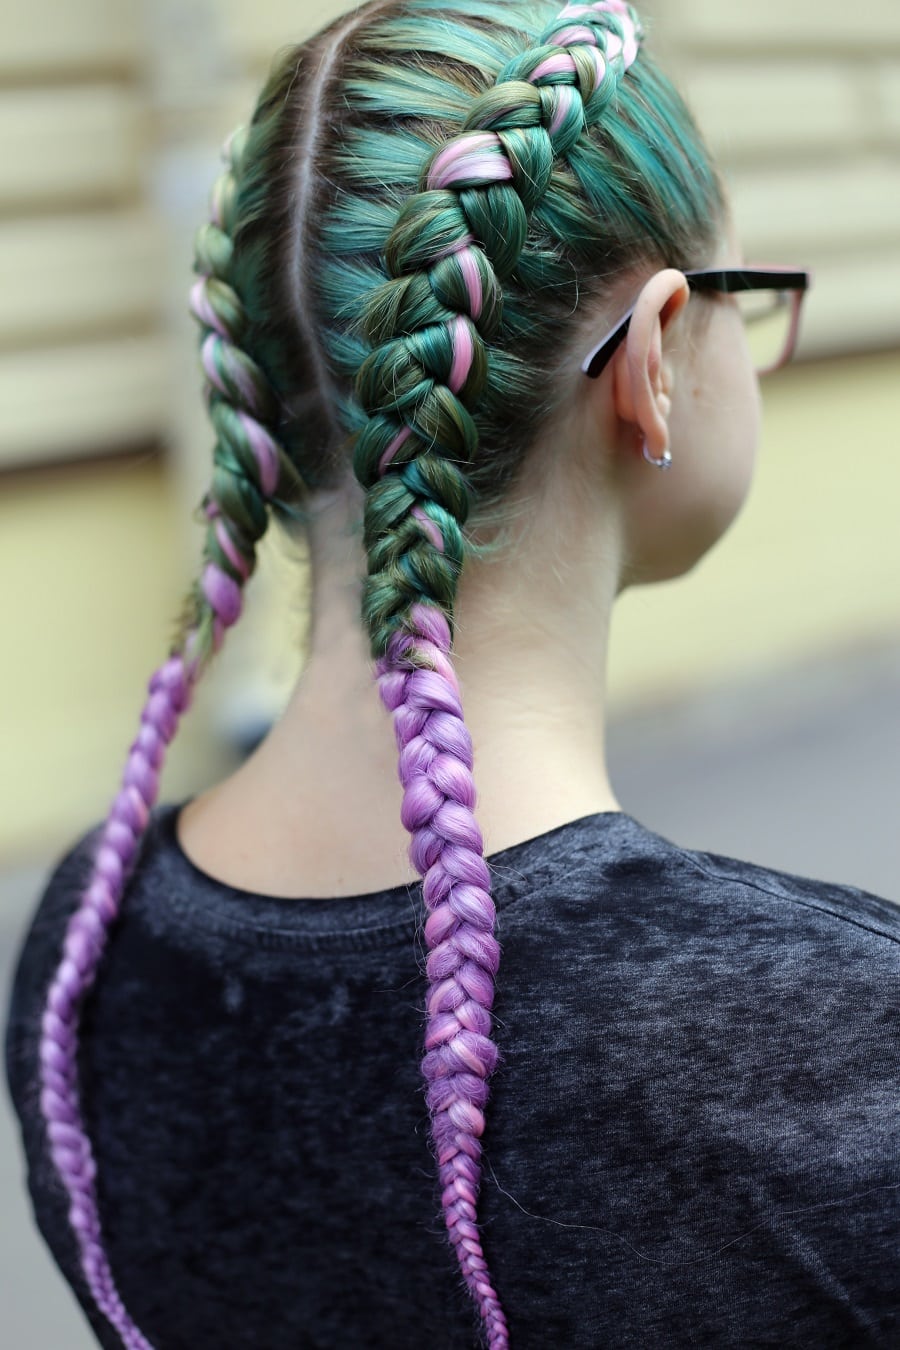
1, 0, 898, 1343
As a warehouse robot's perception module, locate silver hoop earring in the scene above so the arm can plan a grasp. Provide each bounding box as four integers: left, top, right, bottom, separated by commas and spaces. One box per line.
642, 440, 672, 470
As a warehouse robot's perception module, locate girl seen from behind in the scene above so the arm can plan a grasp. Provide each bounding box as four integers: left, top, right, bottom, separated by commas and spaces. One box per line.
5, 2, 897, 1347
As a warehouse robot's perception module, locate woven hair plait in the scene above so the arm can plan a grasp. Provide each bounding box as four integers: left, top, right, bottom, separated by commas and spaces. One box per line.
352, 0, 644, 487
425, 0, 642, 203
353, 0, 644, 666
355, 6, 647, 1349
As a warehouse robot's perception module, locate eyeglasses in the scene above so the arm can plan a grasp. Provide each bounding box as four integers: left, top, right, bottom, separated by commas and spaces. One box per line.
582, 266, 813, 380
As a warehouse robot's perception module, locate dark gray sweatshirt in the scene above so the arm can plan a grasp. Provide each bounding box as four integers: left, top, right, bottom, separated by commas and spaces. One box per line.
5, 800, 899, 1348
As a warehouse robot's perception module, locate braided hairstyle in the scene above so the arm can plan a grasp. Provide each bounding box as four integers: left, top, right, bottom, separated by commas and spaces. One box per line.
37, 2, 725, 1346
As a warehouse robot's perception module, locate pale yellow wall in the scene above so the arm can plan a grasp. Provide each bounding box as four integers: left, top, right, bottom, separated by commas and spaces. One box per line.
0, 1, 167, 469
649, 0, 900, 360
2, 1, 898, 863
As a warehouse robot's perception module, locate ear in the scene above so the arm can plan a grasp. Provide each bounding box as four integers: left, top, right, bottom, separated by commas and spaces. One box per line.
610, 268, 690, 461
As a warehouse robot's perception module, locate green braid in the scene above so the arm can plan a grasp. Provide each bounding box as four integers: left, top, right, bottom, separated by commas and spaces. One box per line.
174, 124, 305, 673
349, 1, 656, 657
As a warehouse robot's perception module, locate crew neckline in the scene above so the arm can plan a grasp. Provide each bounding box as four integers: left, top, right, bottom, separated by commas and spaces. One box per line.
148, 799, 646, 950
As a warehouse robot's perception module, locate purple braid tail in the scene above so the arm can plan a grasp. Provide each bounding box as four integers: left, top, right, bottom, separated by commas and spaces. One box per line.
376, 601, 509, 1350
37, 591, 239, 1349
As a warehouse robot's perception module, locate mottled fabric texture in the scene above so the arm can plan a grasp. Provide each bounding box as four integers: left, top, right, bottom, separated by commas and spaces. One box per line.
5, 801, 899, 1349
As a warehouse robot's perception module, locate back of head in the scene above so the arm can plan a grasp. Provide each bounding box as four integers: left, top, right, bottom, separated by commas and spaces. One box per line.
38, 5, 724, 1347
223, 0, 724, 593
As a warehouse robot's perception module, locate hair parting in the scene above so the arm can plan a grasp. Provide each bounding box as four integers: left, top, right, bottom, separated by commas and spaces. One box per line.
288, 0, 402, 438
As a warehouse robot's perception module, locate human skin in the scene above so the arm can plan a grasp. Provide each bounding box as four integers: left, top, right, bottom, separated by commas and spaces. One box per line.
176, 226, 760, 899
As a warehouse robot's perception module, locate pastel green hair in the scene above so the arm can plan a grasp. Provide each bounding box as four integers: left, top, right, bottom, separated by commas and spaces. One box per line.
37, 3, 725, 1348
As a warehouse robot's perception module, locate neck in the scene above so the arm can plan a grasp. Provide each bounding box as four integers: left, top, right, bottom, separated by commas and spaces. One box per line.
181, 479, 625, 897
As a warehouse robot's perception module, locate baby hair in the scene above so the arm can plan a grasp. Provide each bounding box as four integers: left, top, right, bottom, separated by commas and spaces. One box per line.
37, 2, 724, 1346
